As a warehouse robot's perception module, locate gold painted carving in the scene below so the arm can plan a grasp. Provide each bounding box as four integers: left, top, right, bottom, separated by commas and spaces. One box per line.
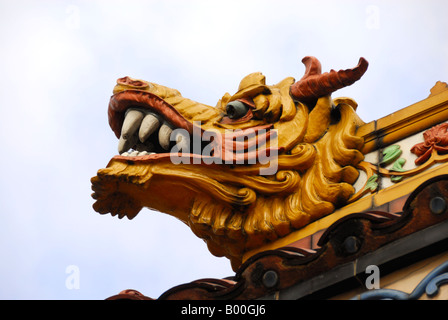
92, 57, 373, 269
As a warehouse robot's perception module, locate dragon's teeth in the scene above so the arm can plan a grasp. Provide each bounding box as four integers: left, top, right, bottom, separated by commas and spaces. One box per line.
159, 122, 173, 150
121, 109, 144, 140
117, 108, 190, 155
139, 113, 161, 143
120, 151, 155, 157
118, 134, 137, 154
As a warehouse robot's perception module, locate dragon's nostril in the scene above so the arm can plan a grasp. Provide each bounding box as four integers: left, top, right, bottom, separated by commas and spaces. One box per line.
117, 76, 148, 88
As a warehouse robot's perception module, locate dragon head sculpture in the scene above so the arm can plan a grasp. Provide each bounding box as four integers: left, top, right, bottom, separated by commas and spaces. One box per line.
91, 56, 368, 269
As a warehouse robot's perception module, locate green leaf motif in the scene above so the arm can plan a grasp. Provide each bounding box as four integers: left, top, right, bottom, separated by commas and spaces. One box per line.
364, 174, 379, 192
390, 158, 406, 183
391, 158, 406, 172
381, 145, 402, 167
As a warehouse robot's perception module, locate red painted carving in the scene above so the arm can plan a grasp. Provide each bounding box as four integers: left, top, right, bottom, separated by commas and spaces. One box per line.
411, 123, 448, 165
290, 56, 369, 103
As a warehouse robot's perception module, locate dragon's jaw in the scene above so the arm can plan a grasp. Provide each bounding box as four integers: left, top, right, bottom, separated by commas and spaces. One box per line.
91, 158, 204, 222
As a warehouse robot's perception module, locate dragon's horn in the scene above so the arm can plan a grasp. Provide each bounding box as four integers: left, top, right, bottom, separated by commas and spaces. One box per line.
290, 56, 369, 102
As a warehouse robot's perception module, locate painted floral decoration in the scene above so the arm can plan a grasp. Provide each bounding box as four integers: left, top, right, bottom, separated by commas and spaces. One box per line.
411, 123, 448, 165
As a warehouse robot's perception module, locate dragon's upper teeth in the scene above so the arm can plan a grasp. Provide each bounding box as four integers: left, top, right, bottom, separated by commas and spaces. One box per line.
118, 108, 188, 155
118, 134, 138, 154
158, 122, 173, 150
139, 112, 161, 143
121, 109, 144, 140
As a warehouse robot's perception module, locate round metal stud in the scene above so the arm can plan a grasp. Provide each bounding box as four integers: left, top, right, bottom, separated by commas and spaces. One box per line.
262, 270, 279, 288
343, 236, 360, 254
430, 196, 447, 215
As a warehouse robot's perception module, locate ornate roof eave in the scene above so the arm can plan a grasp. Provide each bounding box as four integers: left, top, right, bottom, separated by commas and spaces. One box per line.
359, 81, 448, 154
107, 174, 448, 300
243, 82, 448, 262
106, 82, 448, 301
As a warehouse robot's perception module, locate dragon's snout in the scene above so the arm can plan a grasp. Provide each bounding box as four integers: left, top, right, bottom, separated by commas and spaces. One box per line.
116, 76, 150, 89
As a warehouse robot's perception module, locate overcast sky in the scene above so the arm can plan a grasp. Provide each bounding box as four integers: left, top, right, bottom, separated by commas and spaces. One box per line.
0, 0, 447, 300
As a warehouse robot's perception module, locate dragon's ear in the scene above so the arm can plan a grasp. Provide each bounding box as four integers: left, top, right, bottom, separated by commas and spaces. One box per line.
300, 56, 322, 79
238, 72, 266, 91
217, 92, 232, 110
230, 72, 270, 101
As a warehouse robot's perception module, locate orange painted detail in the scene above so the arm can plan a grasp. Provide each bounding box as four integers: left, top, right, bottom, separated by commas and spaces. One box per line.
411, 123, 448, 165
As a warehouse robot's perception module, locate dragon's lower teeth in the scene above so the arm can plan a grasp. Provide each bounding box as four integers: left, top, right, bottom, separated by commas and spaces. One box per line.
121, 151, 155, 157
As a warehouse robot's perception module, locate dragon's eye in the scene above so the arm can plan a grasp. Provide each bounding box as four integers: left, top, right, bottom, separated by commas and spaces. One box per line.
226, 101, 250, 119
